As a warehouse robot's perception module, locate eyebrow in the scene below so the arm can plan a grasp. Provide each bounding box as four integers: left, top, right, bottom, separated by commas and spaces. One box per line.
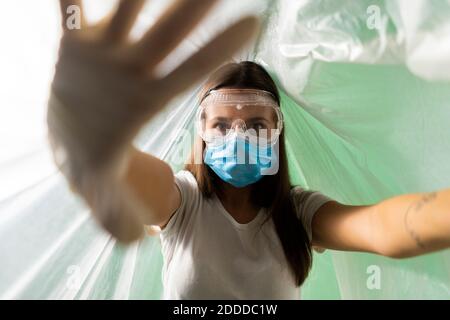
246, 117, 271, 122
209, 116, 232, 122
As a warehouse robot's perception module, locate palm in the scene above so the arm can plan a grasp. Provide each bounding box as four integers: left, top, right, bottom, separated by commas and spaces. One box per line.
55, 0, 259, 123
49, 0, 259, 242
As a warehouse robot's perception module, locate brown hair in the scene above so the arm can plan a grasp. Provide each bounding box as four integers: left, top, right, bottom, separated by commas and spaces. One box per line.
185, 61, 312, 286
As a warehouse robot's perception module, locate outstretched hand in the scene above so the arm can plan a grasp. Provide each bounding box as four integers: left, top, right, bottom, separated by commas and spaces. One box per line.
48, 0, 259, 242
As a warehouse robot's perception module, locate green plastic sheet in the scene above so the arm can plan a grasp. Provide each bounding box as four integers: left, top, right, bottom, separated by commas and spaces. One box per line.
0, 0, 449, 299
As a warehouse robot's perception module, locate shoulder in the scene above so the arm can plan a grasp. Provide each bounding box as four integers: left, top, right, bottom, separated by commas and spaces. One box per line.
290, 186, 331, 211
290, 186, 316, 202
173, 169, 203, 209
174, 169, 198, 186
158, 170, 202, 238
173, 170, 202, 198
290, 186, 333, 206
289, 186, 334, 241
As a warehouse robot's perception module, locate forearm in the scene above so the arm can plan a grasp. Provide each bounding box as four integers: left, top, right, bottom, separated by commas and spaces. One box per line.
376, 189, 450, 258
122, 146, 178, 226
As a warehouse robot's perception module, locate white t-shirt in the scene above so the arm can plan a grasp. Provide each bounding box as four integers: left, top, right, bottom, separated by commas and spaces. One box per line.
159, 170, 333, 299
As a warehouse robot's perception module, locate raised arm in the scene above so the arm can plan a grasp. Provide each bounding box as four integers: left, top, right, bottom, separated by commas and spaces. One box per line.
123, 147, 179, 228
49, 0, 259, 243
312, 189, 450, 258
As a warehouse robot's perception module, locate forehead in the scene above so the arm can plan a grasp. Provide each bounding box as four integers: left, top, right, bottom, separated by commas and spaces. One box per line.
204, 105, 277, 121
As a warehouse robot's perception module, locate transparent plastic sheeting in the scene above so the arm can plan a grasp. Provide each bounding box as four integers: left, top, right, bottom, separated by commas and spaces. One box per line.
0, 0, 449, 299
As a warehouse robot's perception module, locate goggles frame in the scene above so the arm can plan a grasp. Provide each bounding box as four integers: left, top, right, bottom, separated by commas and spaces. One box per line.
196, 89, 284, 145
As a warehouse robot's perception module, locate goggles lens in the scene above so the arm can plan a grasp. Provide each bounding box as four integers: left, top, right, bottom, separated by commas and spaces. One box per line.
196, 89, 283, 145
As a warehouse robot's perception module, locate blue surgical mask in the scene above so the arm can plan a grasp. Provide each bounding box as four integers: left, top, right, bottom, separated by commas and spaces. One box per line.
204, 133, 279, 188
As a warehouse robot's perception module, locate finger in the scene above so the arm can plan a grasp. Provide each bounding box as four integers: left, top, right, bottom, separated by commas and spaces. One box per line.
103, 0, 147, 44
59, 0, 86, 33
156, 17, 260, 101
128, 0, 220, 69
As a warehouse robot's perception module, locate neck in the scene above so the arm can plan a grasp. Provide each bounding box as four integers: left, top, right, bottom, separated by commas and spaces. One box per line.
216, 180, 254, 210
215, 179, 262, 224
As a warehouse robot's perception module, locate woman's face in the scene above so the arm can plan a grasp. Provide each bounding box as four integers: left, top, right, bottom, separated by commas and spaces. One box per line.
198, 89, 283, 185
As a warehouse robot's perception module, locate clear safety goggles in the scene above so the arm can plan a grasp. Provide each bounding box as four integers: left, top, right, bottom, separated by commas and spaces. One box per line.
196, 89, 284, 145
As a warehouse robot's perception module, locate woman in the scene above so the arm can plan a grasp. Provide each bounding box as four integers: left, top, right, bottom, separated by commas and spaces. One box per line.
49, 0, 450, 299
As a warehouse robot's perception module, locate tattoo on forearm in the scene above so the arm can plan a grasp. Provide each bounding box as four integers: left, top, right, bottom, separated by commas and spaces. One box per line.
403, 191, 438, 249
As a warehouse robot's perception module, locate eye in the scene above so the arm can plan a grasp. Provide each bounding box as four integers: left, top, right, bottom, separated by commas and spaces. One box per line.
213, 121, 230, 134
250, 122, 268, 131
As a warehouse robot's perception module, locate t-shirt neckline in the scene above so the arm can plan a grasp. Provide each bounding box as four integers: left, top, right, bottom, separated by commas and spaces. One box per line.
212, 193, 266, 230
